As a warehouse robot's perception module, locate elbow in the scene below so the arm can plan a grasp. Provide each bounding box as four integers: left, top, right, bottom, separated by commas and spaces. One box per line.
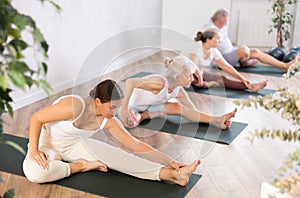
29, 112, 43, 126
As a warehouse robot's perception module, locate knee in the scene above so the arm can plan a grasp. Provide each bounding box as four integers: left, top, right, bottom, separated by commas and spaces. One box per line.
238, 46, 251, 58
23, 157, 48, 183
165, 102, 182, 115
250, 48, 260, 57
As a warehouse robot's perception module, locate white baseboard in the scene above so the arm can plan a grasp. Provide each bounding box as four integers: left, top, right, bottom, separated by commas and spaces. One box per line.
11, 48, 160, 110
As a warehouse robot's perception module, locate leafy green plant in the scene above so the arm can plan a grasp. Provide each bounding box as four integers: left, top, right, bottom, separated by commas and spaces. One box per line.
268, 0, 298, 48
234, 56, 300, 193
0, 0, 61, 197
0, 174, 15, 198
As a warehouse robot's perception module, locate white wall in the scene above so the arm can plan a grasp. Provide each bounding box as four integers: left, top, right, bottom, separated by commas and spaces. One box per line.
292, 2, 300, 47
162, 0, 300, 49
11, 0, 162, 109
162, 0, 231, 39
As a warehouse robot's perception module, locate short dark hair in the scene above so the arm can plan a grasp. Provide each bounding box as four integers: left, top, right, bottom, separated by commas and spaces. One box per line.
89, 79, 123, 103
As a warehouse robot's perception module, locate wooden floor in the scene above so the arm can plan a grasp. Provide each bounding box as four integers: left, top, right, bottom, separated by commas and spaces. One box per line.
1, 51, 299, 198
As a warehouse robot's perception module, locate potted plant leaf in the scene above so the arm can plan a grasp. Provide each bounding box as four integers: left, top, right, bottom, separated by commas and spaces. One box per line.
0, 0, 61, 196
234, 56, 300, 194
268, 0, 298, 48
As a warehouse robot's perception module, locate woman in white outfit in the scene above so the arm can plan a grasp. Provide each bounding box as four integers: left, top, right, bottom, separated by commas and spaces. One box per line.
23, 79, 200, 186
119, 56, 237, 128
190, 28, 268, 92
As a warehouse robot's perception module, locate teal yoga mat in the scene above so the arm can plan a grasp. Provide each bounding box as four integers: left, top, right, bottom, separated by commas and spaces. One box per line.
234, 65, 285, 77
137, 118, 248, 145
0, 134, 201, 198
124, 71, 275, 99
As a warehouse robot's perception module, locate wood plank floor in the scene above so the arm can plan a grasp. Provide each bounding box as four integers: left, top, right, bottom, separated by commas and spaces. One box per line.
1, 51, 299, 197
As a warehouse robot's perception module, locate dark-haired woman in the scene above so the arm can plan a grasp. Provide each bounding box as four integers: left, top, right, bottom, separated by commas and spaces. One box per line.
23, 79, 200, 186
189, 28, 268, 92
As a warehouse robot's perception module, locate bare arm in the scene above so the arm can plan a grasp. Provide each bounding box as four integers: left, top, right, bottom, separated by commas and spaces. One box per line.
214, 57, 249, 85
189, 53, 204, 86
176, 87, 198, 109
120, 76, 165, 126
28, 97, 82, 168
106, 117, 183, 170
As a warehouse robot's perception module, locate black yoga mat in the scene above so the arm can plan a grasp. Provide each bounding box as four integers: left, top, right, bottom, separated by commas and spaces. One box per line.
137, 118, 248, 145
123, 71, 275, 99
186, 85, 276, 99
234, 64, 285, 77
0, 134, 201, 198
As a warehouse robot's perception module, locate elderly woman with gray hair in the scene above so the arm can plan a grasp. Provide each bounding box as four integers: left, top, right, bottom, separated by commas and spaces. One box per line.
119, 56, 237, 129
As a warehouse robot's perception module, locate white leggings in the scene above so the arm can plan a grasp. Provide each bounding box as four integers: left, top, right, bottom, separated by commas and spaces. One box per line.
23, 129, 162, 183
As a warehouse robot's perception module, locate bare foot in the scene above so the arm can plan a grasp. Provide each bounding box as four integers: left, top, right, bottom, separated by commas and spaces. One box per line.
76, 158, 108, 173
211, 108, 237, 129
248, 80, 268, 92
173, 160, 201, 186
284, 58, 297, 72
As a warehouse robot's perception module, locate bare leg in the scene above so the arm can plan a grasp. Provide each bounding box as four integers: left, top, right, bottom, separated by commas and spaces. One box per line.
69, 158, 108, 174
250, 48, 294, 71
165, 102, 237, 129
159, 160, 200, 186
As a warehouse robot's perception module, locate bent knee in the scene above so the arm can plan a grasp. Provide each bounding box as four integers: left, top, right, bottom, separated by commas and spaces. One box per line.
23, 157, 49, 183
250, 48, 260, 57
237, 46, 250, 57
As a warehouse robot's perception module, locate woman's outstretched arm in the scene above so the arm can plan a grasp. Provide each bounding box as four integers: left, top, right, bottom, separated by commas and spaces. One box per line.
106, 117, 184, 171
214, 57, 249, 86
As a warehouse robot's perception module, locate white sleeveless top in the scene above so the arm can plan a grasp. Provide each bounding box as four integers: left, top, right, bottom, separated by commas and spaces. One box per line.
45, 95, 108, 141
129, 75, 181, 111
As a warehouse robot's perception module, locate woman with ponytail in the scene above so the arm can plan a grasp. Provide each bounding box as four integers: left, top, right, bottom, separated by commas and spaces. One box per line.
23, 79, 200, 186
190, 28, 268, 92
119, 56, 237, 129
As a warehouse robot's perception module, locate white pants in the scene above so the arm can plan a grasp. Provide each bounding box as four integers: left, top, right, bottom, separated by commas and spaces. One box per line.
23, 129, 162, 183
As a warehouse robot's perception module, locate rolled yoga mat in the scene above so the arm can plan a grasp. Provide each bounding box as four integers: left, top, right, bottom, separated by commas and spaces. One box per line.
136, 118, 248, 145
0, 134, 201, 198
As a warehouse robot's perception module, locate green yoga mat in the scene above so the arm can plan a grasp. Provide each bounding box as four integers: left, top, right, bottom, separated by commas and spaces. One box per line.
0, 134, 201, 198
124, 71, 275, 99
234, 65, 285, 77
137, 118, 248, 145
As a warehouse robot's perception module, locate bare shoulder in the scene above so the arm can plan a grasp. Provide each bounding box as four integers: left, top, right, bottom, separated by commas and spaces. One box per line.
55, 95, 87, 119
105, 116, 123, 129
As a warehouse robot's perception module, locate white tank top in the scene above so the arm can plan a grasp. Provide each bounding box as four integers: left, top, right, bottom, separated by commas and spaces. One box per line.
45, 95, 108, 141
129, 75, 181, 111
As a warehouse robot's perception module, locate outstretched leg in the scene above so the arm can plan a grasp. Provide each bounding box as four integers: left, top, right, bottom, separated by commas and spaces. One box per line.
202, 71, 268, 92
165, 102, 237, 129
250, 48, 294, 71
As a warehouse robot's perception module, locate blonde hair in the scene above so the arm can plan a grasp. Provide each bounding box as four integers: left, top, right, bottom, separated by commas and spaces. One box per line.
164, 56, 195, 83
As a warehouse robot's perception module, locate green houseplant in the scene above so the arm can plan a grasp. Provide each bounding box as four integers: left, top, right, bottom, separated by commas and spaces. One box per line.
0, 0, 60, 196
234, 56, 300, 193
268, 0, 298, 48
